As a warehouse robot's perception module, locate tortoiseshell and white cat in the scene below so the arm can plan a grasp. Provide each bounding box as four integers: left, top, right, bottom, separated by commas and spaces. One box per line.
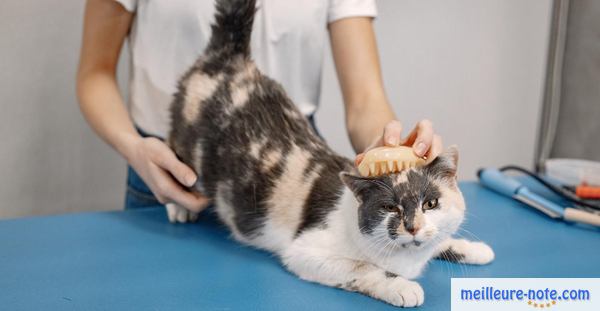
166, 0, 494, 307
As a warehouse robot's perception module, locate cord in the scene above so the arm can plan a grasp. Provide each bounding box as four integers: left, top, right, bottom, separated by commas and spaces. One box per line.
498, 165, 600, 212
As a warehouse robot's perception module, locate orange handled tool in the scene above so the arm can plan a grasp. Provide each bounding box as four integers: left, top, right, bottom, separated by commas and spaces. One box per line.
576, 185, 600, 199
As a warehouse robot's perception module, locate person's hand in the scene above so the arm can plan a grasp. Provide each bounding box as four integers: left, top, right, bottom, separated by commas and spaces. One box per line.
126, 137, 210, 212
355, 120, 443, 166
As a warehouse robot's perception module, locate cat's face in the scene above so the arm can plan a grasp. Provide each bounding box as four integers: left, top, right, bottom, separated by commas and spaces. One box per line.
341, 146, 465, 250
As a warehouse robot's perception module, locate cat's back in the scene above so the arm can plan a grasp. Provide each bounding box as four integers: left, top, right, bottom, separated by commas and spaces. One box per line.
167, 0, 351, 253
169, 52, 351, 251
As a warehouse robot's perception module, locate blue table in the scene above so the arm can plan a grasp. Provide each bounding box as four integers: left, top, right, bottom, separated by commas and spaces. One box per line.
1, 182, 599, 310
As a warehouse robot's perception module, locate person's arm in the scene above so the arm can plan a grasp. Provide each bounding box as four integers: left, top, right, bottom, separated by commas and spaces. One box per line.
76, 0, 208, 211
328, 17, 443, 164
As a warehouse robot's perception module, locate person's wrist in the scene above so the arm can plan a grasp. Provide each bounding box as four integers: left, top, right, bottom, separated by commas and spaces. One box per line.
115, 132, 143, 164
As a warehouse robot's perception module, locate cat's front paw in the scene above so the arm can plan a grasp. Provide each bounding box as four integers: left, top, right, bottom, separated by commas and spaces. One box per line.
466, 241, 495, 265
381, 278, 424, 307
166, 203, 199, 223
437, 239, 495, 265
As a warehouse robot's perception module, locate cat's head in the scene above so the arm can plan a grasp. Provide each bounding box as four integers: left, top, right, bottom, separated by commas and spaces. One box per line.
341, 146, 465, 250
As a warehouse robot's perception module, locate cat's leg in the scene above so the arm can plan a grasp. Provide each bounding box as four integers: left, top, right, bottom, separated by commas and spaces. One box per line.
434, 238, 494, 265
165, 203, 200, 223
282, 245, 424, 307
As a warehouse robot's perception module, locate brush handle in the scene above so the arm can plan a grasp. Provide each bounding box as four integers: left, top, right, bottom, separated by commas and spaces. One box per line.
564, 208, 600, 227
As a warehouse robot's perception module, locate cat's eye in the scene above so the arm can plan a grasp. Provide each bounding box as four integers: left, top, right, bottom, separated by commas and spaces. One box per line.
384, 205, 398, 213
423, 199, 439, 211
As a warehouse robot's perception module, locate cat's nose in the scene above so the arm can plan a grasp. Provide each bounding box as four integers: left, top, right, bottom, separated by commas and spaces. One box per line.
406, 224, 420, 236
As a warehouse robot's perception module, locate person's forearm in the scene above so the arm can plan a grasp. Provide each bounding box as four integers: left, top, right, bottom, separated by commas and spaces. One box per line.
77, 0, 138, 162
330, 17, 442, 161
346, 95, 397, 153
77, 70, 140, 161
328, 17, 397, 153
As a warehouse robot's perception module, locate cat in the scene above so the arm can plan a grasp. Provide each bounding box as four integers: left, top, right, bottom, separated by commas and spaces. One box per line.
166, 0, 494, 307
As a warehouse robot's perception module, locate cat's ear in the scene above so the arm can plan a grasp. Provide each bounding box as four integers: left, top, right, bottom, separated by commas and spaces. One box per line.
425, 145, 459, 179
441, 144, 459, 168
339, 172, 379, 202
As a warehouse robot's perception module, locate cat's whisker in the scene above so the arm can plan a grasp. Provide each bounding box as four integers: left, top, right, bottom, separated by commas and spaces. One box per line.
365, 235, 388, 253
463, 210, 483, 222
361, 232, 390, 258
455, 228, 483, 242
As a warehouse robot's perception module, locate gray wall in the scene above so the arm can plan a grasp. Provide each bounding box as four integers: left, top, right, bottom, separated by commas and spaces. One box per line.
0, 0, 552, 219
0, 0, 128, 218
317, 0, 552, 179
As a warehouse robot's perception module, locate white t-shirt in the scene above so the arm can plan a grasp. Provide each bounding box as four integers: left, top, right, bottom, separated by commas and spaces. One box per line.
115, 0, 377, 138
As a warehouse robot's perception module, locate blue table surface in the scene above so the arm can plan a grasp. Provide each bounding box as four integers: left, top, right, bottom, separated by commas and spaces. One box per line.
1, 181, 599, 310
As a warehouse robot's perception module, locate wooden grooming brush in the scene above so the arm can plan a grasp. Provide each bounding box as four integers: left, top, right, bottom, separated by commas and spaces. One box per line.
357, 146, 427, 177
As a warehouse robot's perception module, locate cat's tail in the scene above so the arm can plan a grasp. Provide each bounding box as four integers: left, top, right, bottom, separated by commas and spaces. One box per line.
205, 0, 257, 58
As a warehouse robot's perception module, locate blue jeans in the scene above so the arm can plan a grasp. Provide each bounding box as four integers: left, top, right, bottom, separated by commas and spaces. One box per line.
124, 116, 322, 209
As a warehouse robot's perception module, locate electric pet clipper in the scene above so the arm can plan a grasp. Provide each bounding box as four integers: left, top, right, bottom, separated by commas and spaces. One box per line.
478, 168, 600, 227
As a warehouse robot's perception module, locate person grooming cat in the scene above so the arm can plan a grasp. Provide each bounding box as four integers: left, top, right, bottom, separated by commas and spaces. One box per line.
167, 0, 494, 307
77, 0, 443, 212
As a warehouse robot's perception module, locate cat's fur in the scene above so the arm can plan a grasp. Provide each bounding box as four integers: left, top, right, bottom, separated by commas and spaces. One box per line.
166, 0, 494, 307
